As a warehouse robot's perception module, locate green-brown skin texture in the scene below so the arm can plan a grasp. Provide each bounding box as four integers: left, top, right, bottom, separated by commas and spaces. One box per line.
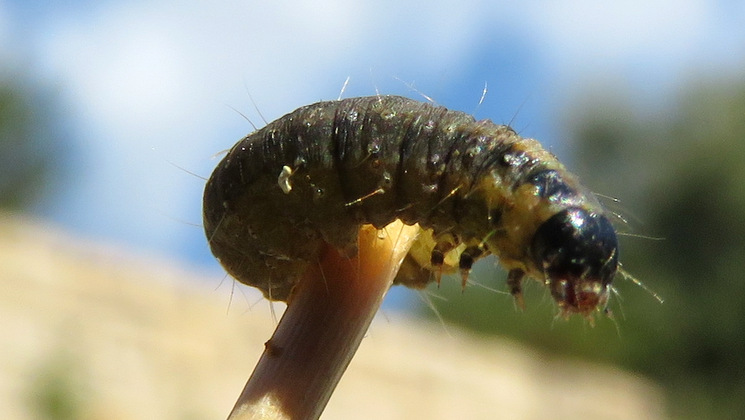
203, 95, 610, 309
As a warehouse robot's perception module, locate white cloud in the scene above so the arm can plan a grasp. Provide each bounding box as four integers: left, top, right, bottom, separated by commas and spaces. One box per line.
522, 0, 745, 83
528, 0, 710, 60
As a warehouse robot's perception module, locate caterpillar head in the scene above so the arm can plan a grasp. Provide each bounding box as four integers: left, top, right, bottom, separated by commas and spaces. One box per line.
530, 207, 618, 318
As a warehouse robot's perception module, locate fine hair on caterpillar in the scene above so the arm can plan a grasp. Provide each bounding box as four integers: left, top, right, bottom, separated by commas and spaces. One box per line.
203, 95, 621, 319
591, 193, 665, 308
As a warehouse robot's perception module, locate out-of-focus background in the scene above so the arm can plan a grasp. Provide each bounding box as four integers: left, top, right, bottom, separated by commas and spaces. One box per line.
2, 1, 744, 419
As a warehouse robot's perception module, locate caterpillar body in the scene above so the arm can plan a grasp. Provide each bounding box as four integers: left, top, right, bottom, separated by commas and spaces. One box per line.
203, 95, 618, 318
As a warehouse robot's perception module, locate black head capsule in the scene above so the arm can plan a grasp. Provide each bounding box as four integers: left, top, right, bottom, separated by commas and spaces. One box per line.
530, 207, 619, 317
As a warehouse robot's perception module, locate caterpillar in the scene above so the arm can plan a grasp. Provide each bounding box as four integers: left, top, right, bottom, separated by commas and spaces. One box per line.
203, 95, 618, 318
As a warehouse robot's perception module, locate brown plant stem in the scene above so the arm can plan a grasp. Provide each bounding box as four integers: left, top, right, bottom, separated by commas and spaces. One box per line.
227, 220, 420, 420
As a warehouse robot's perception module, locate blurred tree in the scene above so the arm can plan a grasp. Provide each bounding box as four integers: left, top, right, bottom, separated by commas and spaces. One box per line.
418, 77, 745, 420
0, 76, 68, 211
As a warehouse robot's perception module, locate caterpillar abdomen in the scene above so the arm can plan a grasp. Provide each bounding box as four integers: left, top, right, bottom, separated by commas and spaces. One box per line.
203, 96, 618, 317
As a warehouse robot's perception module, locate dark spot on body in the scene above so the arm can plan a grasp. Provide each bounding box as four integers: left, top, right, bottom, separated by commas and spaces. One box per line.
489, 208, 502, 226
526, 169, 576, 202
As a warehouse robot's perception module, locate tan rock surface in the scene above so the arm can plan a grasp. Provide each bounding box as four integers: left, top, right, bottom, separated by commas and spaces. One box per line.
0, 213, 668, 419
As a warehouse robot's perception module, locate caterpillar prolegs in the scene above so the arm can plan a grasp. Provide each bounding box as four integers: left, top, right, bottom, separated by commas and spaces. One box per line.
203, 95, 618, 318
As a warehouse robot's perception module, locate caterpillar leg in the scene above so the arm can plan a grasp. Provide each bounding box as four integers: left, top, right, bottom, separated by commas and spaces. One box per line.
429, 248, 445, 286
430, 240, 456, 286
458, 246, 484, 291
507, 269, 526, 310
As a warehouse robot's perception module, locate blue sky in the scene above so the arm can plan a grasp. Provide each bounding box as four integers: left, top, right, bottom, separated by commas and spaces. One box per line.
2, 0, 745, 304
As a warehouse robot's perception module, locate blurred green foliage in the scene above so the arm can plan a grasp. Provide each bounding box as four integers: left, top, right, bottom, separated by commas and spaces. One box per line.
0, 76, 67, 211
419, 77, 745, 420
27, 350, 87, 420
